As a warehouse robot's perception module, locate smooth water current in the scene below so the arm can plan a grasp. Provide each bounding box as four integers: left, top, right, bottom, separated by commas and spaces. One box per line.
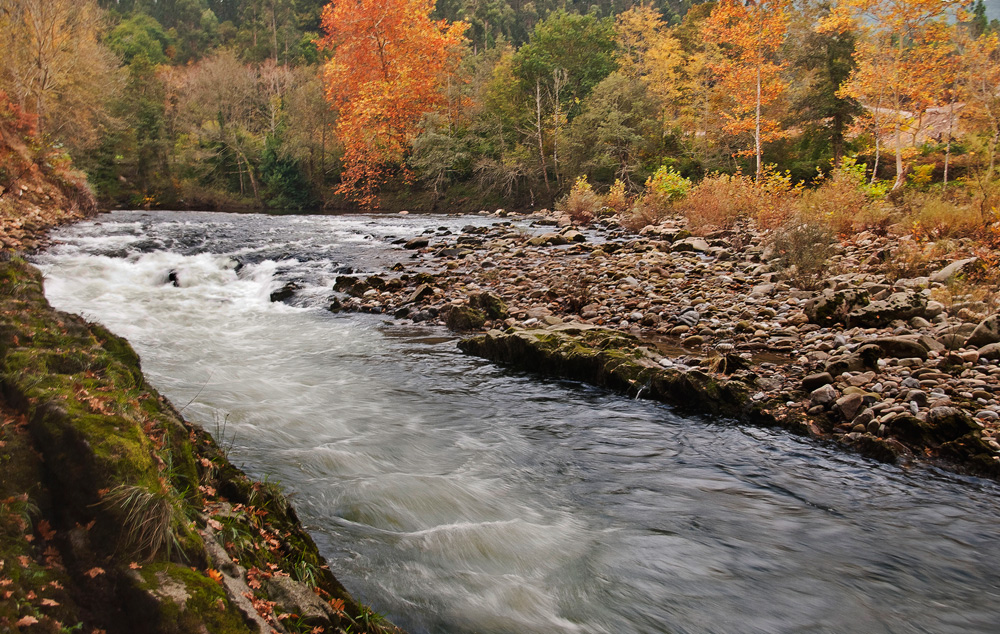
35, 211, 1000, 634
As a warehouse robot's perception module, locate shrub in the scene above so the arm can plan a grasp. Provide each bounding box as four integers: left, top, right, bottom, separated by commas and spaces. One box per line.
621, 193, 672, 231
908, 163, 935, 188
754, 167, 802, 230
560, 175, 603, 223
604, 179, 632, 216
796, 158, 891, 234
906, 193, 984, 240
645, 165, 692, 203
768, 215, 837, 290
677, 172, 757, 232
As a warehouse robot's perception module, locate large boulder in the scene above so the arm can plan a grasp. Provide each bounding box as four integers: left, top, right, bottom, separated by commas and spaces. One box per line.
469, 291, 508, 319
445, 304, 487, 331
967, 314, 1000, 348
824, 344, 883, 375
930, 257, 979, 283
868, 336, 931, 360
804, 288, 870, 326
847, 291, 927, 328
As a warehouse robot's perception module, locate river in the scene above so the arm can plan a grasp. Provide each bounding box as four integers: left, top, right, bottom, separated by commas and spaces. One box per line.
34, 210, 1000, 634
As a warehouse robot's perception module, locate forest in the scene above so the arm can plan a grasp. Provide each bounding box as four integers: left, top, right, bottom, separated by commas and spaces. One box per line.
1, 0, 999, 240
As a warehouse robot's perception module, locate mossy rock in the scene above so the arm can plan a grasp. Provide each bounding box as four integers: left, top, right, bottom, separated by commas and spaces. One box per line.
128, 563, 253, 634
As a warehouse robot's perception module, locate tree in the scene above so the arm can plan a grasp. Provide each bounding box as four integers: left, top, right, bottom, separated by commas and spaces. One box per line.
702, 0, 791, 181
961, 31, 1000, 179
791, 2, 860, 168
0, 0, 119, 150
319, 0, 466, 206
825, 0, 964, 189
513, 9, 617, 187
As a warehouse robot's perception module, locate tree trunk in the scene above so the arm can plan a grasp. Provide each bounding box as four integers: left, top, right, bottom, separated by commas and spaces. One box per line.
893, 121, 904, 190
535, 79, 549, 192
755, 65, 762, 182
989, 117, 999, 181
872, 129, 881, 186
943, 99, 955, 191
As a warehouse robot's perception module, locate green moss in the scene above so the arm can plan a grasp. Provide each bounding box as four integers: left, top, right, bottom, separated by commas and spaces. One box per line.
136, 563, 252, 634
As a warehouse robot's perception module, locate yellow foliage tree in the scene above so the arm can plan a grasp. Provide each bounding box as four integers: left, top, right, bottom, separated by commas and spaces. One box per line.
824, 0, 964, 189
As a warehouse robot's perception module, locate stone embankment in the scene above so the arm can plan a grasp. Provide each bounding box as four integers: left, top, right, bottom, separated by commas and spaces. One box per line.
0, 258, 400, 633
318, 213, 1000, 479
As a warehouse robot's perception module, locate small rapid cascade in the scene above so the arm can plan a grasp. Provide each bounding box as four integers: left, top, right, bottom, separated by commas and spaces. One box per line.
34, 211, 1000, 634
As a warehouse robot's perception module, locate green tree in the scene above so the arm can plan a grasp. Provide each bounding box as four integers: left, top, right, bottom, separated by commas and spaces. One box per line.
106, 13, 173, 64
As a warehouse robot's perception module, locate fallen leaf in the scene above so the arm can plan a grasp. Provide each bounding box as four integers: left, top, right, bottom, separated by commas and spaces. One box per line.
17, 555, 30, 567
15, 615, 38, 627
129, 562, 141, 570
207, 569, 223, 584
25, 591, 36, 600
41, 598, 59, 607
207, 518, 223, 531
84, 567, 105, 578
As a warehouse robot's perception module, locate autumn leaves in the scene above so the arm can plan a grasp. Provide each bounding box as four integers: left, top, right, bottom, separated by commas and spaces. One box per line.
319, 0, 466, 207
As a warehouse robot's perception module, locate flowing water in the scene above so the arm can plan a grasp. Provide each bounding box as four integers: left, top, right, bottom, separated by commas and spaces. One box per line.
35, 210, 1000, 634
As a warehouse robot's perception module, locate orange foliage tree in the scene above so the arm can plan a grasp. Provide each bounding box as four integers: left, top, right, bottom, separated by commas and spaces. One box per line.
319, 0, 466, 207
702, 0, 790, 181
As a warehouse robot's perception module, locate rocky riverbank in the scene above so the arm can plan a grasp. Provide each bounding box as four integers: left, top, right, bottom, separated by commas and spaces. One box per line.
319, 211, 1000, 480
0, 258, 401, 634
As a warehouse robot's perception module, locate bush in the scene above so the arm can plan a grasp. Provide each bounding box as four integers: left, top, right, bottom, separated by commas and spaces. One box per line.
906, 193, 984, 240
796, 158, 891, 234
604, 179, 632, 216
677, 172, 757, 232
645, 165, 692, 203
768, 215, 838, 290
621, 193, 671, 231
560, 175, 603, 223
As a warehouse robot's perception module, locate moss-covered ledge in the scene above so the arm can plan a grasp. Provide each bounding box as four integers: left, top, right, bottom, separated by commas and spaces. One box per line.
458, 325, 1000, 480
0, 258, 402, 634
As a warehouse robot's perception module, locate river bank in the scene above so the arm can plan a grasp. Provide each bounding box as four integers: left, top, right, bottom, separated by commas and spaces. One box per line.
0, 257, 399, 633
322, 210, 1000, 480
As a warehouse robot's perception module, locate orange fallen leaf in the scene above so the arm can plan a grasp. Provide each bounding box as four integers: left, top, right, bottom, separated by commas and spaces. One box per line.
129, 562, 141, 570
41, 598, 59, 607
15, 615, 38, 627
84, 567, 105, 578
207, 518, 223, 531
207, 569, 223, 584
37, 520, 56, 541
